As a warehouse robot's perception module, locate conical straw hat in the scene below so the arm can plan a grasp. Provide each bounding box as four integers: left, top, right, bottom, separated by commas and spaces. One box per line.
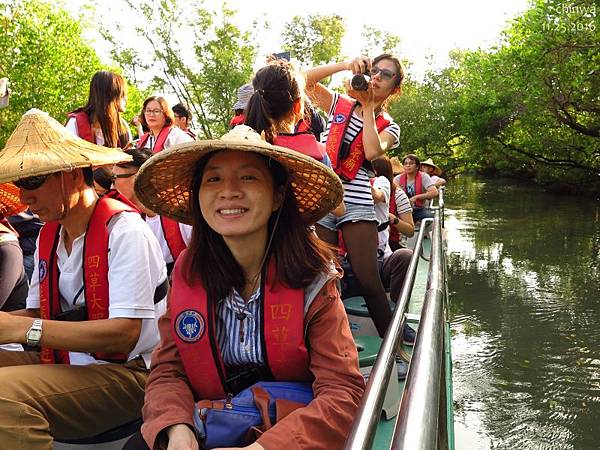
0, 109, 132, 184
390, 156, 404, 175
0, 183, 25, 218
420, 158, 442, 176
135, 125, 343, 225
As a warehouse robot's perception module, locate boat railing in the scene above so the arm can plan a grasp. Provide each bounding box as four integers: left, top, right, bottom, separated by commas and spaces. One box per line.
344, 188, 449, 450
391, 201, 448, 450
343, 218, 431, 450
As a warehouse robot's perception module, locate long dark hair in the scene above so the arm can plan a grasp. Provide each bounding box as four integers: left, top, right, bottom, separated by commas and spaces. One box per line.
185, 150, 336, 301
74, 71, 129, 148
245, 61, 308, 143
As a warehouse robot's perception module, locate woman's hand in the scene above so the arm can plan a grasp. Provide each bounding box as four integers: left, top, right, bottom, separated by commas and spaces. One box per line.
346, 56, 371, 74
166, 424, 199, 450
344, 79, 375, 109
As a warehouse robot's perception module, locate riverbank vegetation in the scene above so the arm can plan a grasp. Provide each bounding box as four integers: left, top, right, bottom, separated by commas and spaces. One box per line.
1, 0, 598, 194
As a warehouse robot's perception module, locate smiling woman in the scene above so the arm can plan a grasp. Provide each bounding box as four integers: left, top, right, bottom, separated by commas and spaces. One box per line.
127, 125, 364, 450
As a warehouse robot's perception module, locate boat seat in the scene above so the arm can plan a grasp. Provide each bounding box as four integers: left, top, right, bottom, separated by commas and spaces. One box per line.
53, 418, 141, 449
344, 296, 395, 337
354, 335, 401, 420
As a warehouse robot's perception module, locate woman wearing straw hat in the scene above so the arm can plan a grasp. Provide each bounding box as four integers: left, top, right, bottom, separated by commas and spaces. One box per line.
129, 125, 364, 450
0, 109, 168, 447
0, 183, 28, 312
420, 157, 446, 188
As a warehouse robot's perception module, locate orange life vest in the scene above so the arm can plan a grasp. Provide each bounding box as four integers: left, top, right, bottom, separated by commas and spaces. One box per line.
160, 216, 187, 262
170, 256, 311, 399
37, 196, 137, 364
398, 172, 424, 208
325, 95, 391, 181
137, 126, 172, 153
67, 111, 94, 143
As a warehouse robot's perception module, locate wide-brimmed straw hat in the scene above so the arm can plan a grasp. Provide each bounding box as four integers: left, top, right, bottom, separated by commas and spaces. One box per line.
0, 183, 26, 218
420, 158, 442, 176
135, 125, 343, 225
390, 156, 404, 175
0, 109, 132, 184
233, 84, 254, 110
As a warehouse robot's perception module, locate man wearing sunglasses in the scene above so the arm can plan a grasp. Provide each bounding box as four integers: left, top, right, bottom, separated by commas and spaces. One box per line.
0, 109, 168, 448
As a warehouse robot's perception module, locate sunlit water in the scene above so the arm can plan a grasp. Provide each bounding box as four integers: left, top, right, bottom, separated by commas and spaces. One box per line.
446, 176, 600, 450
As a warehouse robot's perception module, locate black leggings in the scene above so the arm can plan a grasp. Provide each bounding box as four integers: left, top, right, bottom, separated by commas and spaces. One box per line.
316, 221, 392, 337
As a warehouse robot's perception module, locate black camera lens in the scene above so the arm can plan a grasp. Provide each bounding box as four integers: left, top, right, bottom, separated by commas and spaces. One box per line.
351, 73, 369, 91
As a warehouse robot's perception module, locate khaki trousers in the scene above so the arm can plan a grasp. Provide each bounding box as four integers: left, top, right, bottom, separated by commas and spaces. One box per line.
0, 350, 148, 449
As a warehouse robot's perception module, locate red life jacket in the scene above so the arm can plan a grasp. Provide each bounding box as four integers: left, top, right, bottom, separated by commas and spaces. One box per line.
170, 256, 311, 399
137, 126, 172, 153
37, 196, 137, 364
398, 172, 424, 208
229, 114, 245, 128
67, 111, 94, 143
160, 216, 187, 262
273, 132, 326, 161
325, 95, 391, 181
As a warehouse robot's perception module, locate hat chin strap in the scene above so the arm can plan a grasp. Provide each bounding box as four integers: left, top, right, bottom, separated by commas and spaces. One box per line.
58, 172, 71, 221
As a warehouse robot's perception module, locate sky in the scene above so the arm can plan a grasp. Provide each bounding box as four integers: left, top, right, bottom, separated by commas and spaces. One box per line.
66, 0, 531, 84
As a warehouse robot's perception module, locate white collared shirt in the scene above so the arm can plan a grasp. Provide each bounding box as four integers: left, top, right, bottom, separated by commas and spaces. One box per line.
27, 212, 167, 368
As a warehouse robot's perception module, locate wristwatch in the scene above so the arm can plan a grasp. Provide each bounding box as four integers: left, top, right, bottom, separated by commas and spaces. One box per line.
26, 319, 43, 347
392, 216, 400, 225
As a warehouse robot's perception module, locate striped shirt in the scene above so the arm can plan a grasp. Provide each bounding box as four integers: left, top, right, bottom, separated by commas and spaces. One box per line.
215, 269, 335, 367
321, 93, 400, 207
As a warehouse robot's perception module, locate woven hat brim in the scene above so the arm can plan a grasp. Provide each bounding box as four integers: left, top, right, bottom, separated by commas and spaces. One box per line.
421, 162, 442, 176
0, 183, 26, 217
0, 110, 132, 183
134, 140, 343, 226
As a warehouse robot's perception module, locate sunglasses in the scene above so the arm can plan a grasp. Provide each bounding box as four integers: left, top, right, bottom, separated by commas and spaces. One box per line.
14, 174, 50, 190
370, 66, 397, 81
110, 172, 137, 181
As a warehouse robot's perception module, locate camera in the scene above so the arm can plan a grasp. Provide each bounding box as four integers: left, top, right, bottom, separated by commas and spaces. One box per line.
350, 69, 370, 91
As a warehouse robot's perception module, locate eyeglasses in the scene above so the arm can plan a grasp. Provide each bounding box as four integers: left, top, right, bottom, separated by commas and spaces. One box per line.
14, 174, 50, 190
144, 109, 164, 116
110, 172, 137, 181
370, 66, 397, 81
403, 161, 417, 166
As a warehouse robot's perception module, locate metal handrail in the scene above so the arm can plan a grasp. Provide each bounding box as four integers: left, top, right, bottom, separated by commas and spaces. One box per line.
391, 207, 446, 450
343, 219, 432, 450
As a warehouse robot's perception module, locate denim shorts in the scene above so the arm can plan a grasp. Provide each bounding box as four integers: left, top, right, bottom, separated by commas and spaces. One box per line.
317, 202, 377, 231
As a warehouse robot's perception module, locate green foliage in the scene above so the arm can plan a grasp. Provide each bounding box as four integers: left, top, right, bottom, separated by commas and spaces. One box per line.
104, 0, 257, 138
281, 14, 345, 66
0, 0, 104, 146
360, 25, 401, 56
390, 0, 600, 194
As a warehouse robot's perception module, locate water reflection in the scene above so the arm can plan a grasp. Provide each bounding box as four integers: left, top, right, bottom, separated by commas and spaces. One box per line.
447, 176, 600, 450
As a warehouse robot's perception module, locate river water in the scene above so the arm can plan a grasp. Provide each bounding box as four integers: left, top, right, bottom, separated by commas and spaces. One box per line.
446, 176, 600, 450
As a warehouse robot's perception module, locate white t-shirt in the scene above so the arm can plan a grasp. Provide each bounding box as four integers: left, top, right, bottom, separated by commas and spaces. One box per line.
65, 117, 133, 146
145, 215, 193, 264
372, 176, 391, 254
27, 212, 167, 368
139, 126, 193, 151
321, 94, 400, 207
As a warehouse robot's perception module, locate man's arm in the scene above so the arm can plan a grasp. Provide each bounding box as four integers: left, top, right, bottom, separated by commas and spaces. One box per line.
0, 312, 141, 354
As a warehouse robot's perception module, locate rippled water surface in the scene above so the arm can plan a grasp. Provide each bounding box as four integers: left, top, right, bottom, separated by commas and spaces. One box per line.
446, 177, 600, 450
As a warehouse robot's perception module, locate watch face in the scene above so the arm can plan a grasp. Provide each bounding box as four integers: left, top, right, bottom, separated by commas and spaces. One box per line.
29, 330, 42, 340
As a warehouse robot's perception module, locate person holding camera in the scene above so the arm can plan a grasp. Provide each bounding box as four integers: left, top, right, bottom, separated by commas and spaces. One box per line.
304, 54, 404, 339
0, 109, 168, 448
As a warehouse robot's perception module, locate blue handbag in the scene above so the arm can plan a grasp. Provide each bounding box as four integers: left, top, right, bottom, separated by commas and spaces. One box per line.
193, 381, 313, 449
